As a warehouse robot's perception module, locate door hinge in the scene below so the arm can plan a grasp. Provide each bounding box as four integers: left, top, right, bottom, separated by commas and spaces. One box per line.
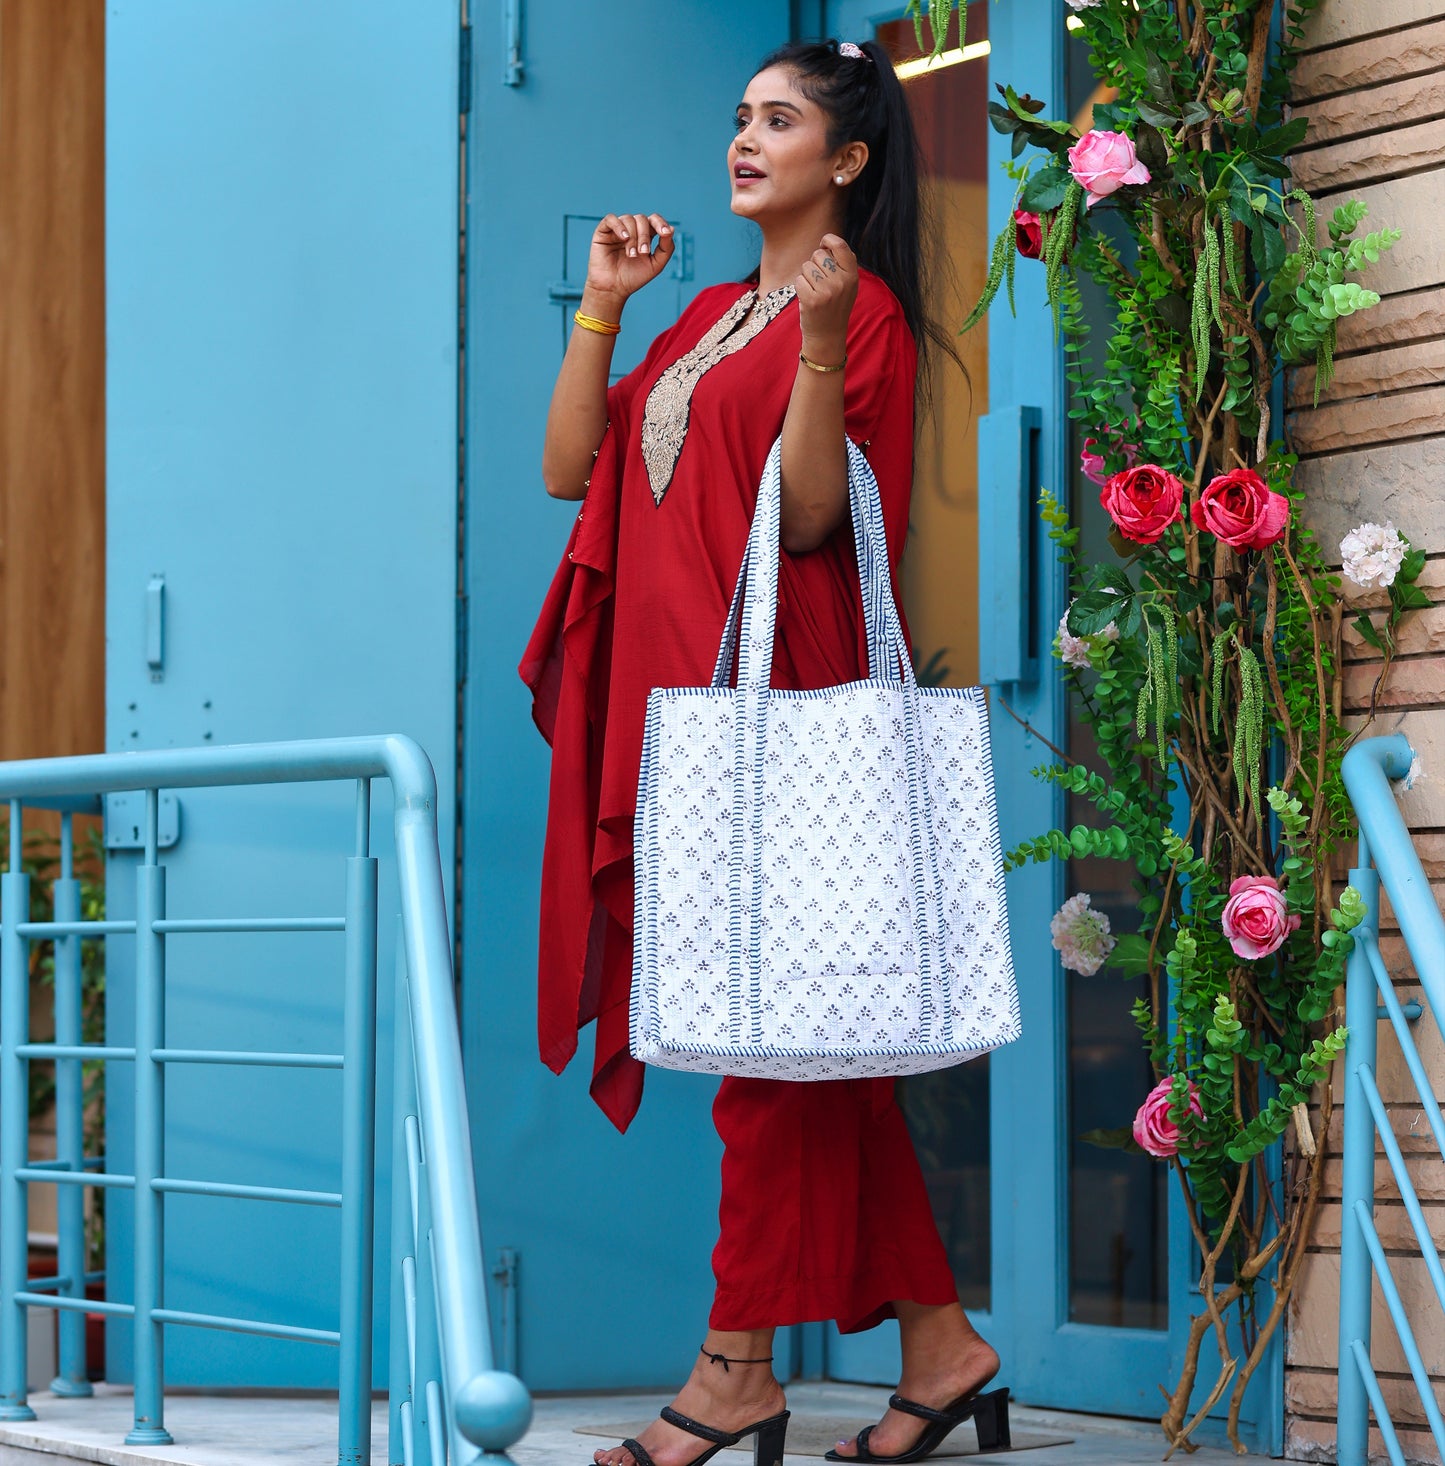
456, 593, 469, 687
502, 0, 524, 87
459, 22, 473, 115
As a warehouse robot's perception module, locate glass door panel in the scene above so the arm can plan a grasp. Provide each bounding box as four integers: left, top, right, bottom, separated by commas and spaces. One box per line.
1059, 16, 1169, 1340
823, 5, 992, 1381
881, 0, 992, 1319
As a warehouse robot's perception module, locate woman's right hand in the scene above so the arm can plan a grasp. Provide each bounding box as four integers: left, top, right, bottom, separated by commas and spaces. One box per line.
585, 213, 674, 311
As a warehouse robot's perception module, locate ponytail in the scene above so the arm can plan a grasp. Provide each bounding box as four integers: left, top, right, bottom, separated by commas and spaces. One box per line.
753, 37, 963, 404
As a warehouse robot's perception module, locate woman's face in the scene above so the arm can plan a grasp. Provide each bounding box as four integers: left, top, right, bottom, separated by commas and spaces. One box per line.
729, 65, 842, 224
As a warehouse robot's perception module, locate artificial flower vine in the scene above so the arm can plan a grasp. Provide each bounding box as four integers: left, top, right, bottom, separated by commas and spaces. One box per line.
905, 0, 1419, 1450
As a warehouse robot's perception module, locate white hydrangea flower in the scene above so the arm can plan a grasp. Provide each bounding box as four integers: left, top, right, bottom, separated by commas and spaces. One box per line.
1340, 521, 1409, 589
1057, 606, 1120, 670
1050, 892, 1116, 976
1065, 0, 1101, 9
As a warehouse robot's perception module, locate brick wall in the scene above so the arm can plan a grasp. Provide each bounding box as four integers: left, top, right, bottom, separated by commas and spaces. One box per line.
1286, 2, 1445, 1461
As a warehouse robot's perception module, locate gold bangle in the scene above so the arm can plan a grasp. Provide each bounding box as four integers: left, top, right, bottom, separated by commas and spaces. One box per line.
574, 310, 622, 337
799, 350, 846, 373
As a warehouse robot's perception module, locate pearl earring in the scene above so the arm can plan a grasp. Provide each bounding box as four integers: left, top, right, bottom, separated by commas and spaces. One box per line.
834, 174, 845, 184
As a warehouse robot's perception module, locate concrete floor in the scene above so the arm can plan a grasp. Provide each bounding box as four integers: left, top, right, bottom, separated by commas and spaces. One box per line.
0, 1382, 1250, 1464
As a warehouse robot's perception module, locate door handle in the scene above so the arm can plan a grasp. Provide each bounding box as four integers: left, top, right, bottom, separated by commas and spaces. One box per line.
146, 574, 166, 681
977, 406, 1042, 686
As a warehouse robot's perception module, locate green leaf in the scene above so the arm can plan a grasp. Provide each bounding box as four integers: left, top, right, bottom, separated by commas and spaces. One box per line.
1351, 613, 1386, 652
1019, 164, 1071, 214
1105, 933, 1155, 978
1135, 123, 1169, 176
1399, 547, 1426, 583
1003, 84, 1047, 121
987, 102, 1022, 135
1079, 1126, 1147, 1155
1135, 100, 1180, 128
1142, 50, 1175, 109
1256, 117, 1311, 154
1069, 591, 1132, 636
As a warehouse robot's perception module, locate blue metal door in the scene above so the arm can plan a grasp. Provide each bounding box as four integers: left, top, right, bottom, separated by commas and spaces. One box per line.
461, 2, 792, 1393
105, 2, 461, 1387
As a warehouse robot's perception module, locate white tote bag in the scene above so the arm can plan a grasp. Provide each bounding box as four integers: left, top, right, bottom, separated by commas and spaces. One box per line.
631, 437, 1019, 1079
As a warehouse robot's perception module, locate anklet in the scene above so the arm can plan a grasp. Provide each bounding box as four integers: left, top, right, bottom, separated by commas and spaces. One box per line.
701, 1343, 774, 1373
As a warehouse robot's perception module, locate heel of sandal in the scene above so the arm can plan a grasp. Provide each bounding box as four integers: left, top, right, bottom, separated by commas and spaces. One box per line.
752, 1411, 789, 1466
973, 1387, 1011, 1453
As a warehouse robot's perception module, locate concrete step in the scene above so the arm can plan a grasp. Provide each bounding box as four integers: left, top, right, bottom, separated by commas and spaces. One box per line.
0, 1381, 1249, 1464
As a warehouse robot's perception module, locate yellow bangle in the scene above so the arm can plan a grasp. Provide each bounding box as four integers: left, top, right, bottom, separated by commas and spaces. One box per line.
799, 351, 846, 373
574, 310, 622, 337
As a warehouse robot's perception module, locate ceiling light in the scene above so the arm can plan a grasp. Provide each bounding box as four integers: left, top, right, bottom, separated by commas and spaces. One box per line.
894, 38, 991, 82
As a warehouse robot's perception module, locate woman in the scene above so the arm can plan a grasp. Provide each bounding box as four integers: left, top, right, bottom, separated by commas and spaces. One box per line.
521, 38, 1005, 1466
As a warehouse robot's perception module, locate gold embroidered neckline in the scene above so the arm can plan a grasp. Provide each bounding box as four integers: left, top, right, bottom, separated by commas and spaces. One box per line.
640, 286, 796, 506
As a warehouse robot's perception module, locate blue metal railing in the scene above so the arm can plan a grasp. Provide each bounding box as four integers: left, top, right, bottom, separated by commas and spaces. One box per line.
1338, 733, 1445, 1466
0, 737, 531, 1464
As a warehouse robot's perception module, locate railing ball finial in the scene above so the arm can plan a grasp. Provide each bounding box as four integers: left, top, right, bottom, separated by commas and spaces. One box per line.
453, 1369, 533, 1451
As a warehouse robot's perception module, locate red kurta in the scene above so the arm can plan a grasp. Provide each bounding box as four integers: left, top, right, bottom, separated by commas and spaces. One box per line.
520, 269, 917, 1133
521, 269, 961, 1330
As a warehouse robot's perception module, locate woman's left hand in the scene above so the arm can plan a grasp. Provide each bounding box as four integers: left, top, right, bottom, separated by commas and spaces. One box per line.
795, 234, 858, 364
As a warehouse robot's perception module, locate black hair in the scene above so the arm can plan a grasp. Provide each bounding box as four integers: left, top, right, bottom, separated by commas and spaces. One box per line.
751, 37, 963, 404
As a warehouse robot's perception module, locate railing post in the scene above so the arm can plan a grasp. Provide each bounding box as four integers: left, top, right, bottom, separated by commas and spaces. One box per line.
126, 795, 172, 1447
1337, 849, 1380, 1466
338, 853, 379, 1466
390, 939, 415, 1466
50, 815, 93, 1397
0, 803, 37, 1421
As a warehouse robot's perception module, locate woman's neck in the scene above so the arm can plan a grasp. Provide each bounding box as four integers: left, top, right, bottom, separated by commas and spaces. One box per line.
755, 206, 849, 296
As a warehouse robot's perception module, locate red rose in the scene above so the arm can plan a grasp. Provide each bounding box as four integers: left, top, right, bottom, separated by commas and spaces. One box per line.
1190, 469, 1290, 550
1014, 209, 1042, 259
1099, 464, 1185, 545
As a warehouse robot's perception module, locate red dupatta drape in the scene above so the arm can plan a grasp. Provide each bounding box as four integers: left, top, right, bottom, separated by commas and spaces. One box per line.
519, 269, 917, 1132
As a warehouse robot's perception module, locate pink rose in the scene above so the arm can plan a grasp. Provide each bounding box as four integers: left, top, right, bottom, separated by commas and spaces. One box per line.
1067, 129, 1151, 208
1080, 426, 1140, 487
1099, 463, 1184, 545
1014, 209, 1043, 260
1221, 875, 1300, 960
1190, 469, 1291, 551
1133, 1077, 1203, 1159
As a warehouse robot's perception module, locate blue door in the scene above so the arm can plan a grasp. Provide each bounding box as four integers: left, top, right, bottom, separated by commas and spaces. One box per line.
105, 1, 461, 1387
819, 4, 1282, 1446
460, 2, 792, 1393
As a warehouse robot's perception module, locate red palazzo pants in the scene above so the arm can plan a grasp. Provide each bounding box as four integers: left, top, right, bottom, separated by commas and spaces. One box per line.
710, 1076, 960, 1334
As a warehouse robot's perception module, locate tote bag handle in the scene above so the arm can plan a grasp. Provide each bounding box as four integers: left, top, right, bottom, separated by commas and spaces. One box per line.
710, 438, 950, 1044
709, 438, 907, 689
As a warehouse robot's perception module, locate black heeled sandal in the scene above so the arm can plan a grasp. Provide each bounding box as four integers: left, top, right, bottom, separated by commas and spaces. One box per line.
601, 1346, 791, 1466
823, 1384, 1010, 1462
